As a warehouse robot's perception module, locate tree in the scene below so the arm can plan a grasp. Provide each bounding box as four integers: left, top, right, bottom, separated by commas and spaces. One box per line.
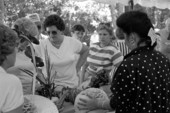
0, 0, 5, 24
4, 0, 117, 36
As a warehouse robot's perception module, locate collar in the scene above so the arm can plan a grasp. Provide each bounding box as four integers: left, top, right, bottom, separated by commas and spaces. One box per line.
124, 46, 154, 59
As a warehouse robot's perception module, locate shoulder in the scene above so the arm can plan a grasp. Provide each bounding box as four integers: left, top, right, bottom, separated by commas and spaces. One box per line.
0, 73, 21, 87
106, 44, 120, 52
0, 73, 22, 96
65, 35, 80, 42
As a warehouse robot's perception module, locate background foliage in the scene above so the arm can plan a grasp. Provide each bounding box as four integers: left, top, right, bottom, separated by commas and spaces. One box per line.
3, 0, 170, 36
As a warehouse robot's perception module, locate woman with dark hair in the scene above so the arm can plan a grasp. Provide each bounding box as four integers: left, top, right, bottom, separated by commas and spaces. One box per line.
34, 14, 89, 89
77, 11, 170, 113
0, 24, 24, 113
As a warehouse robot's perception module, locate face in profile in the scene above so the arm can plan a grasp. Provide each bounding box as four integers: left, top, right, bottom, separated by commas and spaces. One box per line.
98, 29, 112, 46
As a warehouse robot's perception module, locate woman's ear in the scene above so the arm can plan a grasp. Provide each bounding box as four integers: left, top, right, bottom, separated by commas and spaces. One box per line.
129, 33, 136, 44
128, 33, 139, 48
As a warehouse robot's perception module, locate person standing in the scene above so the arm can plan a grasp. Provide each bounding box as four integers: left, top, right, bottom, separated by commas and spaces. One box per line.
34, 14, 89, 89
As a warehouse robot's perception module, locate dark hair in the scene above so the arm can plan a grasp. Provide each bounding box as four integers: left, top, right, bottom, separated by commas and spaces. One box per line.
71, 24, 85, 33
116, 11, 156, 48
0, 24, 18, 65
43, 14, 65, 31
97, 22, 114, 36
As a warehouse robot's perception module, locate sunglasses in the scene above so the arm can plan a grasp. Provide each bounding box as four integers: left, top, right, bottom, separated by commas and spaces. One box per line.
47, 31, 57, 35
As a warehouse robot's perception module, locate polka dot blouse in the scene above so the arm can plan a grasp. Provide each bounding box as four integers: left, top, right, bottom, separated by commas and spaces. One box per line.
110, 46, 170, 113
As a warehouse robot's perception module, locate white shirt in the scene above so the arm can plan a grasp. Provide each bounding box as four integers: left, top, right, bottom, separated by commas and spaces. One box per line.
7, 51, 34, 94
0, 67, 24, 112
35, 36, 82, 88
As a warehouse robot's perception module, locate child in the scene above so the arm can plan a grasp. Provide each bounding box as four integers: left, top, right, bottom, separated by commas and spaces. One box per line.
71, 24, 86, 44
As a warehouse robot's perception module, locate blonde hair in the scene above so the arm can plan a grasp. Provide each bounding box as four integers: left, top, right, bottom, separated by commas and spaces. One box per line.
13, 18, 38, 37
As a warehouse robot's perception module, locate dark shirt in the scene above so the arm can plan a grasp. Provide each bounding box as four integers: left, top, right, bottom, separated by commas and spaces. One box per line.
110, 46, 170, 113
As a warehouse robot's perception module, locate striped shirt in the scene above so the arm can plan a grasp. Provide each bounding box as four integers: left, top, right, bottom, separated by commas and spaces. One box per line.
87, 43, 123, 74
113, 40, 130, 56
110, 40, 130, 78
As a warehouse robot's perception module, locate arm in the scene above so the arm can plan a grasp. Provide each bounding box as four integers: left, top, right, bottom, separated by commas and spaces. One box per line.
76, 44, 89, 72
79, 61, 89, 83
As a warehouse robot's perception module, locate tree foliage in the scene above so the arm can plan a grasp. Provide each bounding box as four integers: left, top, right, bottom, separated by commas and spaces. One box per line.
4, 0, 112, 36
4, 0, 170, 35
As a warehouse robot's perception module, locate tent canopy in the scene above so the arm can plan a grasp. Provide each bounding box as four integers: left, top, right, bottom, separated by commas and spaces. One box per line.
71, 0, 170, 9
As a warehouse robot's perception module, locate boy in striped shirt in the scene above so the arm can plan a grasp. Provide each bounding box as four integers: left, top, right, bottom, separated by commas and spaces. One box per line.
81, 23, 123, 87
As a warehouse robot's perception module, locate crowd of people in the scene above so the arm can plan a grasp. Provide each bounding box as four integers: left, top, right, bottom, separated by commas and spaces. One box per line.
0, 9, 170, 113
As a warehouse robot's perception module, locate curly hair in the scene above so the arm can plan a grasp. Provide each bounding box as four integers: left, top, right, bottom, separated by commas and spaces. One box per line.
13, 17, 38, 37
43, 14, 65, 31
0, 24, 18, 65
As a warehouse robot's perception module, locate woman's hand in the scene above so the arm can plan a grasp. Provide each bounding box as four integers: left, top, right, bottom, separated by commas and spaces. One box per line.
77, 94, 99, 111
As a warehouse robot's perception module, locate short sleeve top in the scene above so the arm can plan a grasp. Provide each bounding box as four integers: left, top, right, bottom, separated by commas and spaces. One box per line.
34, 36, 82, 88
0, 67, 24, 112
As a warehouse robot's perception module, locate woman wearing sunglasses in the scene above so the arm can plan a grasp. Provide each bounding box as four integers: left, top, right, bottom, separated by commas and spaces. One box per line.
34, 14, 89, 90
0, 24, 24, 113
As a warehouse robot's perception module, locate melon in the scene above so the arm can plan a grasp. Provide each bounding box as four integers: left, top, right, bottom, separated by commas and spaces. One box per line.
74, 88, 109, 113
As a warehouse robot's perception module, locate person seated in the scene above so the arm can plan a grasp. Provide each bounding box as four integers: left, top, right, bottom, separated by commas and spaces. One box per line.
0, 24, 24, 113
77, 11, 170, 113
80, 22, 123, 88
7, 17, 41, 95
